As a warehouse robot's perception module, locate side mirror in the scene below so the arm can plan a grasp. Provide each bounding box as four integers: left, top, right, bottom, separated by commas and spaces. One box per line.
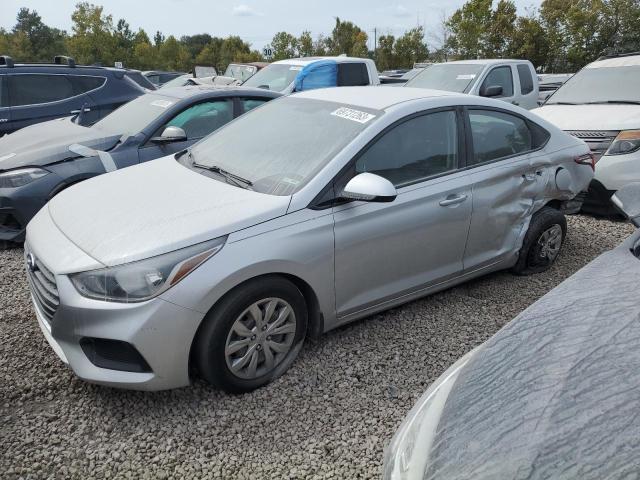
480, 85, 503, 97
611, 183, 640, 227
151, 126, 187, 143
341, 173, 397, 203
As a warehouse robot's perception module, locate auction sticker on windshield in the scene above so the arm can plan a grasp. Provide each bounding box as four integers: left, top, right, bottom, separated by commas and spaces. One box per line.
331, 107, 376, 124
456, 74, 476, 80
150, 99, 173, 108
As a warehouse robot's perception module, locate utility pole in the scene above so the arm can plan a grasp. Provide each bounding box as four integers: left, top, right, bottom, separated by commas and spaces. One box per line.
373, 28, 377, 60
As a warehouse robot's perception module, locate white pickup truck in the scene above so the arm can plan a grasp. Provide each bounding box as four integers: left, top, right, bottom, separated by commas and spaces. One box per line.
405, 59, 539, 110
241, 56, 380, 94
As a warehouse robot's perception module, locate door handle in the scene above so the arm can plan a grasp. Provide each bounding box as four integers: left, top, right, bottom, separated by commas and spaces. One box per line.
512, 101, 519, 105
439, 194, 468, 207
70, 107, 91, 114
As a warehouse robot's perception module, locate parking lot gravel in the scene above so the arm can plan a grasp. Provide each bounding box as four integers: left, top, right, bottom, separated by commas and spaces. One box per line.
0, 215, 634, 479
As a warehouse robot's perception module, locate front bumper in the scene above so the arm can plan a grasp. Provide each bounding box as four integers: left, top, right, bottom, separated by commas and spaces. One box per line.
31, 273, 205, 391
582, 179, 619, 216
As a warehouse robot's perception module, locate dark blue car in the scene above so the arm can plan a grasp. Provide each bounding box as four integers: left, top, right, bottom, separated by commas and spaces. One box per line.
0, 55, 153, 135
0, 85, 280, 245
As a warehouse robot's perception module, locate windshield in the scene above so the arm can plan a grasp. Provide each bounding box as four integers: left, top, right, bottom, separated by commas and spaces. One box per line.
242, 64, 302, 91
188, 97, 382, 195
224, 64, 258, 82
92, 93, 176, 136
160, 74, 190, 89
546, 66, 640, 104
406, 63, 484, 92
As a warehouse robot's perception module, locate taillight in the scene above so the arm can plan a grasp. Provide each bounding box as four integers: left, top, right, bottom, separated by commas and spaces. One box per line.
574, 153, 595, 171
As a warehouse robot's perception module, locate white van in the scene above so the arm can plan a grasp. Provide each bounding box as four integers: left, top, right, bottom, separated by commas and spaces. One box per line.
406, 59, 539, 110
534, 53, 640, 214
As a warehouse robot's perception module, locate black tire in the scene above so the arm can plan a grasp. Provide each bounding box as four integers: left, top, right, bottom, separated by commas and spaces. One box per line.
195, 276, 307, 393
511, 207, 567, 275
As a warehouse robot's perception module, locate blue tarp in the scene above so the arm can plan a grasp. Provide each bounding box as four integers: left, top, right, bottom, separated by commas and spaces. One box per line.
294, 60, 338, 92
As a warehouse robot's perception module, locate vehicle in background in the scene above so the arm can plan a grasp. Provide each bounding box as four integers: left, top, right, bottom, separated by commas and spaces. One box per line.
242, 56, 380, 93
384, 182, 640, 480
406, 59, 539, 110
533, 52, 640, 215
380, 69, 409, 78
537, 73, 573, 105
0, 86, 280, 245
143, 70, 187, 87
24, 87, 591, 392
212, 62, 269, 86
380, 65, 432, 86
0, 55, 148, 135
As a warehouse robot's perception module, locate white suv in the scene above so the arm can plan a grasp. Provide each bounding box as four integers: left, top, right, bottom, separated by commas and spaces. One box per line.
534, 53, 640, 214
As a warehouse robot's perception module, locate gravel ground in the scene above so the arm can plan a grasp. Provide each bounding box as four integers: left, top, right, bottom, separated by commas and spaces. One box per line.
0, 215, 634, 479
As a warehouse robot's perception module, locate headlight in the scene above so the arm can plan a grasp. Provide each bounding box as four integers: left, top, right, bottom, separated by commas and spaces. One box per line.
383, 349, 477, 480
70, 237, 226, 302
0, 167, 49, 188
606, 130, 640, 156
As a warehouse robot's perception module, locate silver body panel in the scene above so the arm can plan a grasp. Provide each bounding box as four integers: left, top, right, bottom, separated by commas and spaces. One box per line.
25, 88, 593, 390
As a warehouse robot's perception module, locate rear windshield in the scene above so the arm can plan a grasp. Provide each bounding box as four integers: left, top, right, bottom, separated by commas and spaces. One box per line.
406, 63, 484, 93
242, 64, 301, 92
92, 93, 175, 136
546, 65, 640, 104
188, 96, 382, 196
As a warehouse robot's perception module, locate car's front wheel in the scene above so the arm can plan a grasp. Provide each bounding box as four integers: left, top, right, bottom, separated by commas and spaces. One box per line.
512, 207, 567, 275
195, 277, 307, 393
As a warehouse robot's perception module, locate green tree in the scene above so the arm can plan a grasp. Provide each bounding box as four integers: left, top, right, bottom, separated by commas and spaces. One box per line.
394, 27, 429, 68
11, 8, 67, 61
376, 34, 395, 71
67, 2, 116, 65
509, 13, 549, 70
326, 18, 368, 57
271, 31, 299, 60
298, 31, 314, 57
446, 0, 493, 58
158, 35, 191, 70
486, 0, 517, 57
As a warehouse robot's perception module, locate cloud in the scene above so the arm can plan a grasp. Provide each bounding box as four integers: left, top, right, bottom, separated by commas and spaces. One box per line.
232, 5, 262, 16
389, 4, 412, 17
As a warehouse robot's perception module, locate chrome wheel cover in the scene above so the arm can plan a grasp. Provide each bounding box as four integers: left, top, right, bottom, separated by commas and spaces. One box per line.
537, 224, 563, 262
224, 298, 297, 380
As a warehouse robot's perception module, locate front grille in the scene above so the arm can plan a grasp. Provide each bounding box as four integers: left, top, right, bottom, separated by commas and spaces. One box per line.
24, 246, 59, 323
565, 130, 619, 161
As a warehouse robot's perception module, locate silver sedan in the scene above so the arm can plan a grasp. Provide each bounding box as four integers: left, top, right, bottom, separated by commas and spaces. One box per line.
24, 87, 593, 392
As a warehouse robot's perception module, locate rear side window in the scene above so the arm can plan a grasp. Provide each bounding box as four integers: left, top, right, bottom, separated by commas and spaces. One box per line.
0, 76, 6, 107
517, 65, 534, 95
481, 66, 514, 97
70, 75, 106, 95
9, 74, 74, 107
337, 63, 370, 86
468, 109, 533, 165
241, 98, 269, 113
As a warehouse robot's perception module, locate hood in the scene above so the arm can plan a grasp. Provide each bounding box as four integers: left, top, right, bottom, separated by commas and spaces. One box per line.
47, 155, 291, 267
423, 229, 640, 479
533, 104, 640, 131
0, 117, 122, 171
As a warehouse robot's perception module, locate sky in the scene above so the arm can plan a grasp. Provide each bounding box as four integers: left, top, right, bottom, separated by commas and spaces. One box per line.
2, 0, 542, 52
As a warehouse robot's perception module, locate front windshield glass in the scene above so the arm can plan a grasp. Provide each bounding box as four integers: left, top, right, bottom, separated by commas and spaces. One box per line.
406, 63, 484, 92
242, 64, 301, 91
92, 93, 176, 136
224, 64, 258, 82
160, 74, 190, 89
188, 97, 382, 195
546, 66, 640, 104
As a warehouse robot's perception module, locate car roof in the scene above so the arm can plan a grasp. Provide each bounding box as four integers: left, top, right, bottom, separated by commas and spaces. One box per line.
272, 56, 372, 66
588, 54, 640, 68
293, 86, 458, 111
153, 85, 281, 101
0, 63, 136, 73
436, 59, 531, 66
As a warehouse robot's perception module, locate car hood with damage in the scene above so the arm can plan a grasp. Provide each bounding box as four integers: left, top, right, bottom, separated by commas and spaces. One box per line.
0, 117, 122, 171
42, 155, 291, 269
424, 228, 640, 480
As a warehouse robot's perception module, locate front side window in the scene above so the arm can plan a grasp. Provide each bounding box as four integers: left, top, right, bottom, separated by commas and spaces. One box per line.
242, 64, 301, 92
468, 109, 533, 165
481, 66, 514, 98
517, 65, 534, 95
188, 97, 382, 195
355, 110, 459, 187
338, 63, 370, 86
164, 99, 233, 139
9, 74, 74, 106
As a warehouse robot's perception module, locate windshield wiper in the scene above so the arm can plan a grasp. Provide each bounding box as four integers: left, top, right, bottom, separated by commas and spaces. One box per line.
193, 162, 253, 188
585, 100, 640, 105
545, 101, 581, 105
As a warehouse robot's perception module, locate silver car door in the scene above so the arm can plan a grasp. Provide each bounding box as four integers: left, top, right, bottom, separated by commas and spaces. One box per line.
478, 65, 517, 106
462, 107, 551, 271
332, 108, 472, 318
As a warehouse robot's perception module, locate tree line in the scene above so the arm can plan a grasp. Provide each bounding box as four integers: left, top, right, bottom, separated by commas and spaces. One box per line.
1, 1, 640, 74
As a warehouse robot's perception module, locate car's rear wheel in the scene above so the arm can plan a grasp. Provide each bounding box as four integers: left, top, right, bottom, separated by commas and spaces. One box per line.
512, 207, 567, 275
195, 277, 307, 393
